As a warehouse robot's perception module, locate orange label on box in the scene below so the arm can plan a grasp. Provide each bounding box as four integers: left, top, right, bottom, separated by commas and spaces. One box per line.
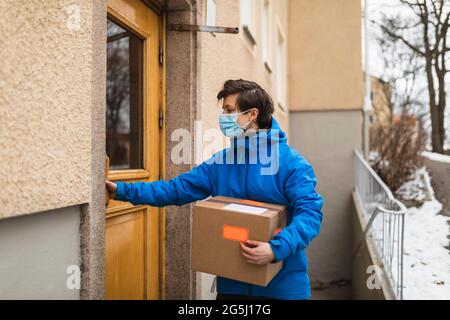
222, 224, 249, 242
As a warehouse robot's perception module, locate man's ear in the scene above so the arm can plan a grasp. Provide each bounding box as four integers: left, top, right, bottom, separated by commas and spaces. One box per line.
251, 107, 259, 120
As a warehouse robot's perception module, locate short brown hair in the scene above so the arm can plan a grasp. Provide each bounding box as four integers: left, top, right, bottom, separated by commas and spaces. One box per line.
217, 79, 274, 129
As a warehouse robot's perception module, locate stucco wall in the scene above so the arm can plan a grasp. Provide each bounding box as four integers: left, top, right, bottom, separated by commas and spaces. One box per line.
164, 0, 200, 299
0, 205, 81, 299
288, 0, 364, 111
79, 0, 107, 300
0, 0, 106, 299
0, 0, 93, 219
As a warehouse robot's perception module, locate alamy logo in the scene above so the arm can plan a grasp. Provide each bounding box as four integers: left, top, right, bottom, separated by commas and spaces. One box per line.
366, 265, 382, 290
65, 4, 81, 31
170, 121, 280, 175
66, 265, 80, 290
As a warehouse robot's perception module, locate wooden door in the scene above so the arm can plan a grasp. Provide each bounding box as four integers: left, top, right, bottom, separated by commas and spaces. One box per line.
105, 0, 162, 300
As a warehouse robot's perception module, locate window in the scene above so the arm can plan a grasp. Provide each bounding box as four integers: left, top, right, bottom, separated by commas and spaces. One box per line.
276, 24, 286, 111
106, 17, 144, 170
206, 0, 217, 26
241, 0, 257, 45
261, 0, 271, 71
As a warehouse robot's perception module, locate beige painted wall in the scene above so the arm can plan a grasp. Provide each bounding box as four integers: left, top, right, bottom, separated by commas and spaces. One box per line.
0, 0, 93, 219
288, 0, 364, 111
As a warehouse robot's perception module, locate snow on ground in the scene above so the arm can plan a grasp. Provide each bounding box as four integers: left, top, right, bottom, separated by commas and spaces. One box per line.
396, 170, 427, 205
402, 168, 450, 300
422, 151, 450, 164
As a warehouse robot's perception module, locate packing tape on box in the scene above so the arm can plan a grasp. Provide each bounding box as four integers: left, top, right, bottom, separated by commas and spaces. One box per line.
239, 199, 267, 207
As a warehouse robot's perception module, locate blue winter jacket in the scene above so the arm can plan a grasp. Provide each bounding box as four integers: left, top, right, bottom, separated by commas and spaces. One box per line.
115, 117, 324, 300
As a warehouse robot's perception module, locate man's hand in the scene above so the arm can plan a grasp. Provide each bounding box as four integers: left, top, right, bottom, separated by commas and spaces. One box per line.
105, 180, 117, 200
240, 240, 275, 265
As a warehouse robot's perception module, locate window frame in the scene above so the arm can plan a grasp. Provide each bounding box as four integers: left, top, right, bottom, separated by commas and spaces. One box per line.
106, 7, 158, 182
206, 0, 217, 26
106, 16, 145, 172
241, 0, 257, 45
275, 18, 287, 112
261, 0, 272, 73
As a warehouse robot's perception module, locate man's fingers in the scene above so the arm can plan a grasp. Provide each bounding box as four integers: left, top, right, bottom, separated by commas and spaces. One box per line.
241, 241, 273, 266
243, 254, 259, 265
105, 180, 117, 192
240, 242, 256, 255
241, 249, 268, 265
242, 252, 255, 261
242, 250, 265, 264
246, 240, 261, 247
246, 259, 264, 265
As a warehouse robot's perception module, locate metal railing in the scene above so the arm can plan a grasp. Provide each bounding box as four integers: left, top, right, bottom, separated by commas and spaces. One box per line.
354, 150, 408, 300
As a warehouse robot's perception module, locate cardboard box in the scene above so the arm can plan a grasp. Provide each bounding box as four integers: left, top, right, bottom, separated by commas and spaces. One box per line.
191, 196, 287, 287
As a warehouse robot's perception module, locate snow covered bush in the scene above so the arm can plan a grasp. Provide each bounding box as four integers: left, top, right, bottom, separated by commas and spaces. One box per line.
370, 114, 427, 201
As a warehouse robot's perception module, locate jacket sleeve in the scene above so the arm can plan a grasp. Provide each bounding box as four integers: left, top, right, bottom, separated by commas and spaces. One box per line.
114, 161, 214, 207
269, 164, 323, 262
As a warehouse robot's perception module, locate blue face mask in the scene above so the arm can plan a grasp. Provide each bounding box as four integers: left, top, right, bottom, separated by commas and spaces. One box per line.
219, 110, 253, 137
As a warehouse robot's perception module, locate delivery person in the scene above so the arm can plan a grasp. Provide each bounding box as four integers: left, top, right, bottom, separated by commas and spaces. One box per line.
105, 79, 323, 300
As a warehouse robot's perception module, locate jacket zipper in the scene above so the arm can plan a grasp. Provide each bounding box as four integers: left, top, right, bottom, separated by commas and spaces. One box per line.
244, 136, 252, 296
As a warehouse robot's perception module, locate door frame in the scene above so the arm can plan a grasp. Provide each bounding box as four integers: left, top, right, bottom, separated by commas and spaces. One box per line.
105, 0, 167, 300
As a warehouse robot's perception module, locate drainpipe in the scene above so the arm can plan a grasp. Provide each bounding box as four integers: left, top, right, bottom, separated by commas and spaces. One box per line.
363, 0, 372, 160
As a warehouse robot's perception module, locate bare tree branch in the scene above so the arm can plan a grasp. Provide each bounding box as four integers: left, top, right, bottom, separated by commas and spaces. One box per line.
373, 18, 426, 56
374, 0, 449, 153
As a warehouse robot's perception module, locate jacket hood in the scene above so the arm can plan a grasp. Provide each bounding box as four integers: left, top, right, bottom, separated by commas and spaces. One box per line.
224, 117, 286, 168
230, 116, 287, 149
268, 116, 287, 143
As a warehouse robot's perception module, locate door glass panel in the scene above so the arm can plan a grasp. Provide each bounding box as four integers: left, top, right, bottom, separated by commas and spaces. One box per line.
106, 17, 144, 170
